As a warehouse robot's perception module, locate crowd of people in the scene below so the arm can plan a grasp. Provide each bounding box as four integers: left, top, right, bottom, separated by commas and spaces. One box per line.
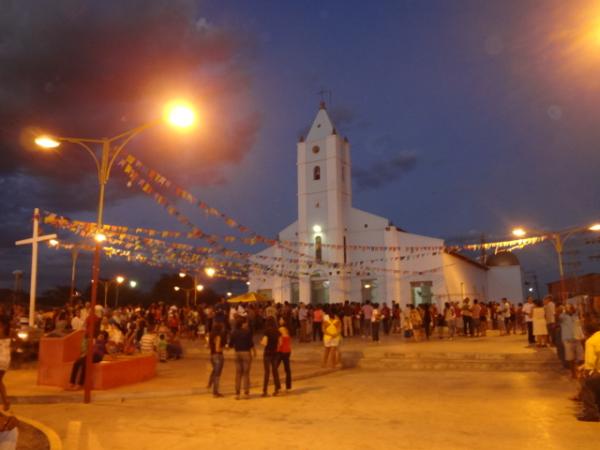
0, 293, 598, 419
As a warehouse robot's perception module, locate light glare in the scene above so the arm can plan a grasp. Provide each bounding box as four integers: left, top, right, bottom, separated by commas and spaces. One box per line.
35, 135, 60, 149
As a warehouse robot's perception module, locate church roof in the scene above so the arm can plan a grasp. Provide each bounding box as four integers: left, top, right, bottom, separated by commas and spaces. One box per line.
306, 102, 336, 142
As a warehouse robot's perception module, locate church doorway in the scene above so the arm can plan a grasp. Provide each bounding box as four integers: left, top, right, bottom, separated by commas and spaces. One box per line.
310, 279, 329, 304
361, 279, 377, 303
290, 282, 299, 304
410, 281, 433, 305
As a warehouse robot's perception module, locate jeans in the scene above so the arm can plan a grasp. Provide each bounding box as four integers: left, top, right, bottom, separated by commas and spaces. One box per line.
263, 353, 281, 393
70, 354, 102, 386
463, 316, 473, 336
372, 321, 380, 342
234, 351, 252, 395
209, 353, 224, 395
312, 322, 323, 341
526, 322, 535, 344
277, 352, 292, 390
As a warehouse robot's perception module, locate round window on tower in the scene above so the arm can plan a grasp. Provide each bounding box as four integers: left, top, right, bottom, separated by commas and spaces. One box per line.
312, 145, 320, 154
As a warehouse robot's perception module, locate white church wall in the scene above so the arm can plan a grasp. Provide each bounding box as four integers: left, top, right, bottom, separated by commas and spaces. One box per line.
487, 266, 524, 304
441, 253, 488, 304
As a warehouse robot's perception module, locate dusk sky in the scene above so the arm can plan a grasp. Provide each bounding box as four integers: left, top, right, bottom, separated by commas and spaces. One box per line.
1, 0, 599, 295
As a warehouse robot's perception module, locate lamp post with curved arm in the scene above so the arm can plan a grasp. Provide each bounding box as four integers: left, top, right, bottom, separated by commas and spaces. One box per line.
512, 222, 600, 302
34, 101, 196, 403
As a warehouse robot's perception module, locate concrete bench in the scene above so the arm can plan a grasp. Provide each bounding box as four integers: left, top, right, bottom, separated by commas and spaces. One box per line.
92, 354, 157, 390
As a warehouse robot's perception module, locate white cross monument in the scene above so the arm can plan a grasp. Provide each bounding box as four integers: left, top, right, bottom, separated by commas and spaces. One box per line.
15, 208, 57, 327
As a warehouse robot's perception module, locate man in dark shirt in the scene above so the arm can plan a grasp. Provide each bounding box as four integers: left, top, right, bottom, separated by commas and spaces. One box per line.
228, 318, 256, 399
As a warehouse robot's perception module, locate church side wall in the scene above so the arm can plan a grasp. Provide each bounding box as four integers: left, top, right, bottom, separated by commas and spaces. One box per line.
441, 253, 488, 304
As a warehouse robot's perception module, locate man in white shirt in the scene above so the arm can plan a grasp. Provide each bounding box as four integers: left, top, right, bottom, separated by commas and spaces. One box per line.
71, 310, 84, 331
543, 296, 556, 345
522, 296, 535, 345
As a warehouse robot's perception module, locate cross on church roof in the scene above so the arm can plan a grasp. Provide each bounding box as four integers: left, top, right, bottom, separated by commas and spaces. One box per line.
316, 88, 331, 109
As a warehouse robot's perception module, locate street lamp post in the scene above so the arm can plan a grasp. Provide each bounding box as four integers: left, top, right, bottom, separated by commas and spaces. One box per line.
512, 223, 600, 302
114, 275, 125, 307
34, 101, 196, 404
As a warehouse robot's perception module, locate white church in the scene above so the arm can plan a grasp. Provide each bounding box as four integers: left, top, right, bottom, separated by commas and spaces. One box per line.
249, 103, 524, 307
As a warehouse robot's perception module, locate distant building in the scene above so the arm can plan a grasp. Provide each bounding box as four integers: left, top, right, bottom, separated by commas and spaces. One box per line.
547, 273, 600, 299
249, 103, 524, 306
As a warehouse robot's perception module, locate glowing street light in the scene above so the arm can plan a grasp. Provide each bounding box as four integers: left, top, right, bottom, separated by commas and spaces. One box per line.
34, 135, 60, 149
129, 280, 137, 288
179, 272, 186, 278
512, 228, 527, 237
173, 286, 181, 292
226, 292, 233, 297
196, 284, 204, 292
590, 223, 600, 231
204, 267, 216, 278
165, 101, 197, 129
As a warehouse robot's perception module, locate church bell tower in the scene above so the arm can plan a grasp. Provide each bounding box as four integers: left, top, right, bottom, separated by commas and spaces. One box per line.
296, 102, 352, 303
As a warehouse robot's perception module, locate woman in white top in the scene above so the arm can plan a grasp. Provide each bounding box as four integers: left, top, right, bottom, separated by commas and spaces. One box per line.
531, 300, 548, 347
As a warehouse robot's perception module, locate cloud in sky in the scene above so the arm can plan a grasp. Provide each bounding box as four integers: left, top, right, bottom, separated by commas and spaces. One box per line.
0, 0, 261, 184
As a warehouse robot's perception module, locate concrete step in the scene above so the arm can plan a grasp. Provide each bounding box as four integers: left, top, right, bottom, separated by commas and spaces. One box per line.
358, 358, 562, 371
379, 352, 555, 361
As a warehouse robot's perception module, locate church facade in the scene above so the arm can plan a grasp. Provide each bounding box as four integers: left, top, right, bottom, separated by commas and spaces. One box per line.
249, 104, 523, 307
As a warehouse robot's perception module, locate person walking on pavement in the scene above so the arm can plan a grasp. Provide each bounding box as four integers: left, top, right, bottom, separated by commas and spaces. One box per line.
207, 321, 227, 397
229, 317, 256, 400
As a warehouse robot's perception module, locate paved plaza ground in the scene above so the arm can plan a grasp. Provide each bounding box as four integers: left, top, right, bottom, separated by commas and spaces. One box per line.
6, 334, 598, 449
13, 369, 597, 450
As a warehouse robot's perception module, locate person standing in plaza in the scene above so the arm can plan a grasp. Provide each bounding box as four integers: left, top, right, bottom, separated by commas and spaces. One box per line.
298, 303, 309, 342
312, 305, 324, 342
461, 298, 473, 337
371, 304, 381, 343
559, 305, 584, 379
543, 296, 556, 346
522, 296, 535, 345
322, 309, 342, 368
229, 317, 256, 399
532, 299, 548, 347
0, 321, 11, 411
207, 321, 226, 397
342, 301, 353, 337
471, 300, 481, 337
261, 317, 281, 397
276, 317, 292, 393
361, 301, 373, 338
443, 302, 456, 340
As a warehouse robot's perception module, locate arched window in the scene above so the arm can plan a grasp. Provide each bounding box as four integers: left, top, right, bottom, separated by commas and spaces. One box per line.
315, 236, 322, 262
313, 165, 320, 180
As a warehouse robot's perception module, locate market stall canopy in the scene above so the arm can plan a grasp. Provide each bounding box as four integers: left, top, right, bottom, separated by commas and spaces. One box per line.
227, 292, 268, 303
